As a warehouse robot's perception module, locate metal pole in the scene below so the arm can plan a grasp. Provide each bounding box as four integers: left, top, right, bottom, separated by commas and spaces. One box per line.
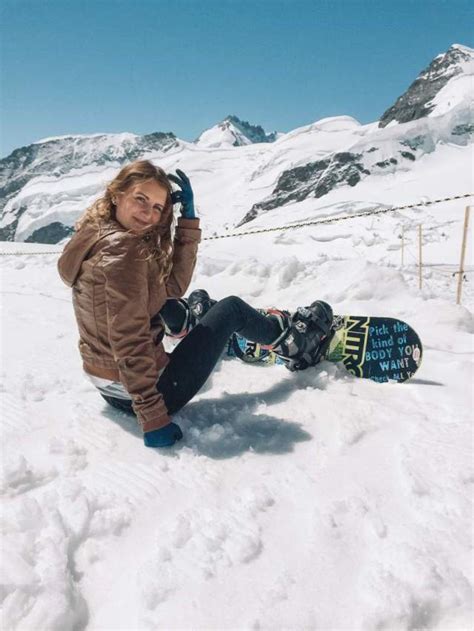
418, 224, 423, 290
456, 206, 471, 305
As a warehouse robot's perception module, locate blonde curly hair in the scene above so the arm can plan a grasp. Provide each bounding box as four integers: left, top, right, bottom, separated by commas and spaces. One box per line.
75, 160, 175, 282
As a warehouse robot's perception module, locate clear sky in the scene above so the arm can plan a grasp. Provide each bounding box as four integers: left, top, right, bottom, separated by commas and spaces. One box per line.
1, 0, 473, 158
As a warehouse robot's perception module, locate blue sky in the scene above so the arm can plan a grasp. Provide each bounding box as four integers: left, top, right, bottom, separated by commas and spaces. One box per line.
1, 0, 472, 157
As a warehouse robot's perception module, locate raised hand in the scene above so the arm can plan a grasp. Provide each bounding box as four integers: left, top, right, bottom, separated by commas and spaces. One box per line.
168, 169, 196, 219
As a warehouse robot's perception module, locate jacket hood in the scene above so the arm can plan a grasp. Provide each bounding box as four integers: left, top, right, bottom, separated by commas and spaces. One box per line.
57, 220, 125, 287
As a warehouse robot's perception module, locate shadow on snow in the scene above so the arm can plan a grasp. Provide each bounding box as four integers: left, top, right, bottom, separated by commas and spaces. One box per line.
100, 373, 319, 459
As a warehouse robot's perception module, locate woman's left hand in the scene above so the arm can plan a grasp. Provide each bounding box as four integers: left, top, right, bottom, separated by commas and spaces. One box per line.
168, 169, 196, 219
144, 422, 183, 448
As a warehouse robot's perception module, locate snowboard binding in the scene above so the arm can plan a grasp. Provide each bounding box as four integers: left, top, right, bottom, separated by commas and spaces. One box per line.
188, 289, 217, 320
269, 300, 334, 371
163, 289, 217, 339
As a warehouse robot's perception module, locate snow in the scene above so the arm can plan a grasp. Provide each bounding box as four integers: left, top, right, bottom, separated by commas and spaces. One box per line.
427, 58, 474, 118
1, 52, 474, 629
196, 122, 253, 149
34, 132, 139, 145
1, 180, 473, 630
279, 115, 362, 139
452, 44, 474, 55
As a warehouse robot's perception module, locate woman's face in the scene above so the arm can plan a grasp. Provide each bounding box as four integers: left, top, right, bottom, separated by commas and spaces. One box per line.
115, 180, 168, 232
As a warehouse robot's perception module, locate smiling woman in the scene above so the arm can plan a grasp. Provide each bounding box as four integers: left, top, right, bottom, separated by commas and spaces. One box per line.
58, 159, 333, 449
74, 160, 176, 281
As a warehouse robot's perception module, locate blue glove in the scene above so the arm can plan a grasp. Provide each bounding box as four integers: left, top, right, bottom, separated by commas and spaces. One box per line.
144, 422, 183, 448
168, 169, 196, 219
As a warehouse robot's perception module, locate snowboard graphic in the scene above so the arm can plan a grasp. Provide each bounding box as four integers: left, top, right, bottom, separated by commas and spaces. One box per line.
227, 314, 423, 383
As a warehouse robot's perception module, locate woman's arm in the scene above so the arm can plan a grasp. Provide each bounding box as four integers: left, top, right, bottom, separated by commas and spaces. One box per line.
101, 233, 171, 433
165, 217, 201, 298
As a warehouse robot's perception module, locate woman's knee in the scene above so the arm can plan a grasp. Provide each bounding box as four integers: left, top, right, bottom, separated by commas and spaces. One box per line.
216, 295, 245, 312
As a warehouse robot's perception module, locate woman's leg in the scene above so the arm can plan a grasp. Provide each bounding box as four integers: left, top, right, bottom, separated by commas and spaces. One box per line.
102, 296, 332, 418
157, 296, 281, 415
101, 296, 281, 417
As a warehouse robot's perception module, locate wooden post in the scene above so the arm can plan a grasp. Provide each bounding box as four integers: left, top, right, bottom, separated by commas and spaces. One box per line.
456, 206, 471, 305
418, 224, 423, 290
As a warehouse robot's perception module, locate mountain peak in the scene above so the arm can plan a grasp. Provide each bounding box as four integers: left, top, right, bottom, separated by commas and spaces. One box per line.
195, 115, 278, 148
379, 43, 473, 128
444, 43, 474, 59
223, 115, 278, 144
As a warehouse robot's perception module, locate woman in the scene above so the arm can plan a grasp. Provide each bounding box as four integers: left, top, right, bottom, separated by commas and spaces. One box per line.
58, 160, 333, 448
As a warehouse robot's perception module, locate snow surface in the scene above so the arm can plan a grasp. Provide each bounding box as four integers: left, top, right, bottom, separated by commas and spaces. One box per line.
1, 175, 473, 630
195, 122, 253, 149
34, 132, 140, 146
428, 73, 474, 118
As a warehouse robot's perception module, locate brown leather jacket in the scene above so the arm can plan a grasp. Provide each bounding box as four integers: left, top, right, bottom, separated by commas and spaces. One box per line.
57, 217, 201, 432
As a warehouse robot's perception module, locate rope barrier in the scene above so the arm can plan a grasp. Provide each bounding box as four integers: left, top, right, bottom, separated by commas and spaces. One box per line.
204, 193, 473, 241
402, 246, 471, 299
1, 192, 472, 256
0, 249, 65, 256
400, 261, 472, 277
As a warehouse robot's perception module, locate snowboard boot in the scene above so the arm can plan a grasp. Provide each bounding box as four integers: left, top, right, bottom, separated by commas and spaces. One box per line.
268, 300, 334, 371
188, 289, 217, 320
161, 298, 195, 339
163, 289, 217, 339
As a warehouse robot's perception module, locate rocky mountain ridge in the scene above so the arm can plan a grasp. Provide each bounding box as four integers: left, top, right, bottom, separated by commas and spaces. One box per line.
379, 44, 473, 127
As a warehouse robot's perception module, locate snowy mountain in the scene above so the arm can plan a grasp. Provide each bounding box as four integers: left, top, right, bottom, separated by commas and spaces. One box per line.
195, 115, 278, 148
239, 44, 473, 226
379, 44, 474, 127
0, 131, 179, 242
0, 43, 472, 243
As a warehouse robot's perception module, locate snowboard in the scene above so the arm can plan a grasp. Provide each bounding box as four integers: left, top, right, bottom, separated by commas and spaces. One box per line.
226, 314, 423, 383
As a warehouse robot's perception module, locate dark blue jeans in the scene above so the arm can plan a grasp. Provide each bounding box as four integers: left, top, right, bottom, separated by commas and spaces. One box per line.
101, 296, 281, 417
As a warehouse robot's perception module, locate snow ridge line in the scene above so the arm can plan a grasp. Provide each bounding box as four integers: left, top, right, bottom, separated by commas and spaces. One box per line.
1, 193, 472, 256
